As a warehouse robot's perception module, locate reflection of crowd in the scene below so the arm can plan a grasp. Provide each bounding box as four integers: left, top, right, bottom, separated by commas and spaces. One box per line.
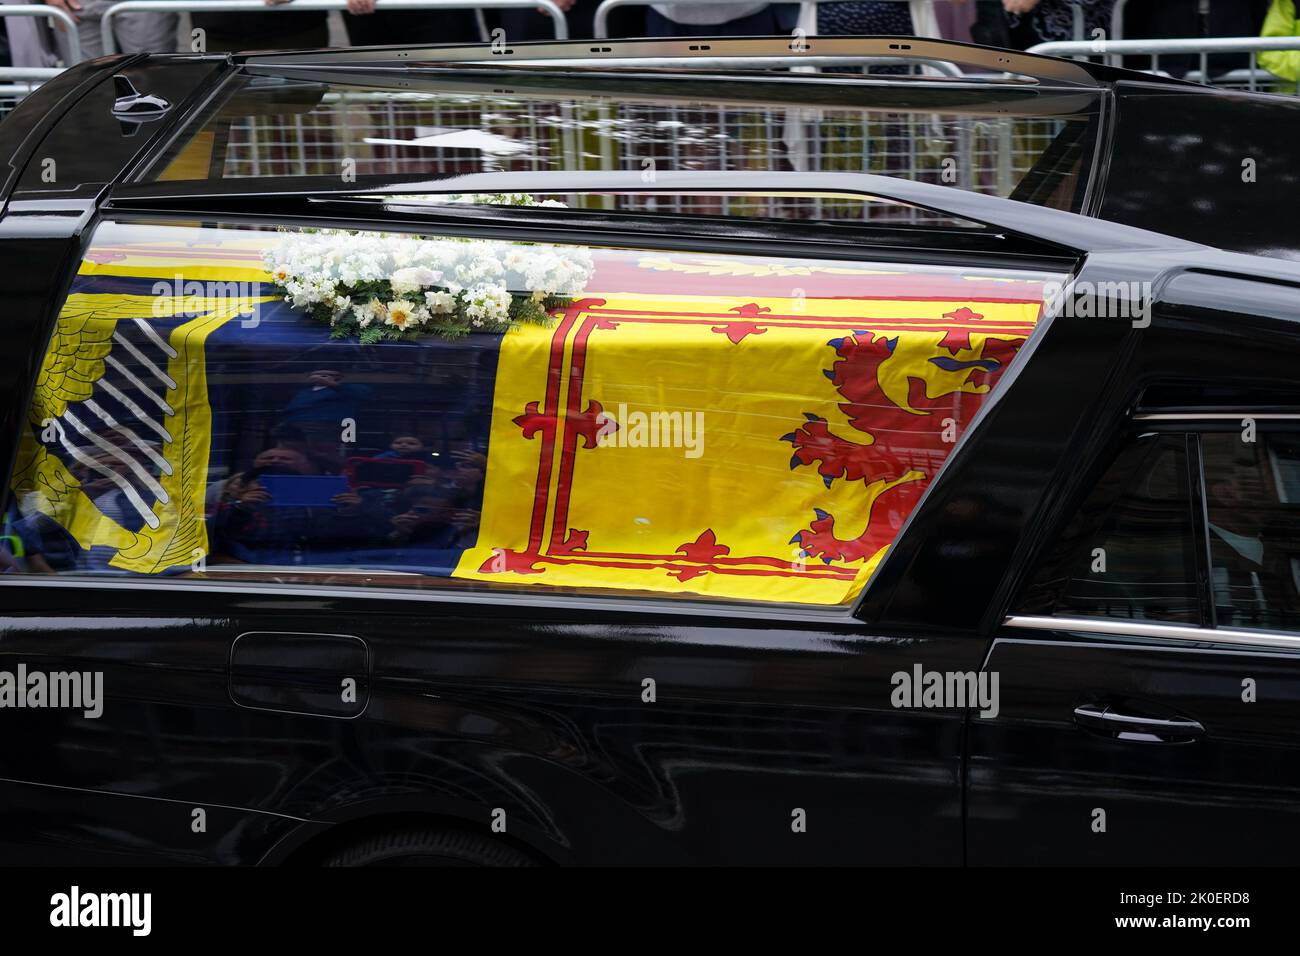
3, 364, 491, 577
7, 439, 152, 574
204, 368, 488, 570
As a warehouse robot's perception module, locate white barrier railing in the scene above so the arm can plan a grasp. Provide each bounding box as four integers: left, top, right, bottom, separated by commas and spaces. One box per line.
1029, 36, 1300, 92
102, 0, 569, 55
0, 4, 82, 63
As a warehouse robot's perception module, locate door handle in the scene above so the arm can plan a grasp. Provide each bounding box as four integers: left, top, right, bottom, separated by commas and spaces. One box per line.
1073, 702, 1204, 744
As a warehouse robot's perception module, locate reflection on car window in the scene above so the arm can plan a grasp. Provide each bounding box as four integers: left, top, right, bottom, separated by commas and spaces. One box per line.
3, 217, 1054, 605
1202, 430, 1300, 633
1017, 434, 1201, 625
140, 72, 1099, 218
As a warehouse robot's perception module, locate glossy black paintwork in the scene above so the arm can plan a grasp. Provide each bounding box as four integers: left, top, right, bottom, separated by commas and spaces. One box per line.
2, 47, 1300, 865
8, 57, 223, 199
1101, 83, 1300, 261
0, 587, 972, 864
969, 631, 1300, 865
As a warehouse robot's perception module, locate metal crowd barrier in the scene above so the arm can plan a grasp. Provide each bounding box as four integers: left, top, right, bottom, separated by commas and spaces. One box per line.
101, 0, 570, 54
1028, 36, 1300, 93
0, 4, 82, 63
0, 67, 62, 119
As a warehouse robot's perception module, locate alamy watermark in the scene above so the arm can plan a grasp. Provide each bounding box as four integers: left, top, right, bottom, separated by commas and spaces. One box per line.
1043, 279, 1152, 328
151, 273, 264, 328
891, 665, 999, 719
596, 403, 705, 459
50, 886, 150, 936
0, 665, 102, 718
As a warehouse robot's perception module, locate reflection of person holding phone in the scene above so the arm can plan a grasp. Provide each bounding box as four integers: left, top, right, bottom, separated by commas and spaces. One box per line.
213, 447, 370, 565
386, 489, 479, 550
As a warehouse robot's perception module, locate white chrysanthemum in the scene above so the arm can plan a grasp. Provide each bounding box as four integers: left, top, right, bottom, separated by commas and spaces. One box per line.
383, 300, 421, 331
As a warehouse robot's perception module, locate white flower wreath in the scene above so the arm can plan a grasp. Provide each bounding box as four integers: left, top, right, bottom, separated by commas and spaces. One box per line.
262, 195, 594, 342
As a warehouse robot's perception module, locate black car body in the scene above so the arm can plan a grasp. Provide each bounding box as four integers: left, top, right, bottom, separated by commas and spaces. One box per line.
0, 36, 1299, 866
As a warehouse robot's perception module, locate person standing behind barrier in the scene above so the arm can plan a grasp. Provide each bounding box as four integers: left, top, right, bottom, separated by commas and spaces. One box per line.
962, 0, 1112, 50
808, 2, 940, 72
496, 0, 604, 41
1123, 0, 1270, 80
644, 2, 779, 37
341, 0, 481, 48
191, 0, 328, 52
1259, 0, 1300, 85
40, 0, 177, 56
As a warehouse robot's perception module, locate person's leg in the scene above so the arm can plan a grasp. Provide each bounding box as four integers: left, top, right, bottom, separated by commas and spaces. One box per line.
113, 8, 180, 54
644, 6, 779, 38
771, 3, 800, 34
644, 8, 690, 37
1123, 0, 1196, 78
74, 0, 112, 58
1206, 0, 1273, 79
205, 21, 330, 53
970, 1, 1011, 49
494, 10, 548, 43
565, 0, 601, 39
715, 6, 780, 36
1004, 12, 1040, 51
495, 0, 591, 43
345, 9, 481, 47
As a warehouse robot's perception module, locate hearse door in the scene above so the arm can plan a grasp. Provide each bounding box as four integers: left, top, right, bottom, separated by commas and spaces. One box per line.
968, 425, 1300, 865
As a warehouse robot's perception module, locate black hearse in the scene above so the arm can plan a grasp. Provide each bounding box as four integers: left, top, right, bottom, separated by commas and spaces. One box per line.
0, 36, 1298, 865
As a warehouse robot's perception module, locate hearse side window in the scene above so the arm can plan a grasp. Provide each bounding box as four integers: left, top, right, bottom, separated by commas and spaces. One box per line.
1201, 430, 1300, 633
138, 71, 1101, 218
1016, 433, 1201, 624
2, 216, 1057, 606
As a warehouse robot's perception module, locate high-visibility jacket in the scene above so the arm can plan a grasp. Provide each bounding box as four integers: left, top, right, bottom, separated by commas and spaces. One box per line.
1260, 0, 1300, 85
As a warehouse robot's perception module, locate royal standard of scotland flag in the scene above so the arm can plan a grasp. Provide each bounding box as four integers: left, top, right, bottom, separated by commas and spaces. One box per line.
9, 220, 1052, 605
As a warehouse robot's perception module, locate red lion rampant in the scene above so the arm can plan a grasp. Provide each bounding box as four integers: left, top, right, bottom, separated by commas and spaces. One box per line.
783, 322, 1025, 565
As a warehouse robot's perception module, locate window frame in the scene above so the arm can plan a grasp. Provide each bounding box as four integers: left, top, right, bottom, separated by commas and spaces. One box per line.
117, 62, 1111, 220
0, 204, 1060, 622
1007, 411, 1300, 650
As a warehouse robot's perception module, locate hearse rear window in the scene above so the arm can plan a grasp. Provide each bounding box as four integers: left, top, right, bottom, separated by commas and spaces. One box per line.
2, 215, 1055, 605
138, 70, 1101, 217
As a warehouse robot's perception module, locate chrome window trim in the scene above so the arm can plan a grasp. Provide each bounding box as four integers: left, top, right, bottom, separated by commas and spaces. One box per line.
1133, 412, 1300, 421
245, 36, 1107, 89
0, 575, 859, 626
1004, 613, 1300, 651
